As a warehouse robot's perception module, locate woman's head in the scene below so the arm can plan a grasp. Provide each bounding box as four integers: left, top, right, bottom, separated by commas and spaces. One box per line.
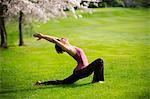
59, 38, 69, 44
55, 44, 64, 54
55, 38, 69, 54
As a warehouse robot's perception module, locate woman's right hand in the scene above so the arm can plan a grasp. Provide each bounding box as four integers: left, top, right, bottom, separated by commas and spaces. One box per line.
33, 33, 43, 40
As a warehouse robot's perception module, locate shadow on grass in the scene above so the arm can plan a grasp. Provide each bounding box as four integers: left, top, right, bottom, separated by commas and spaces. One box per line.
0, 83, 91, 94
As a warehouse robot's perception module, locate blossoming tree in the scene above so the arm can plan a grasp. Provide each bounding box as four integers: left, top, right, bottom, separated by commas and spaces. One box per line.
0, 0, 91, 48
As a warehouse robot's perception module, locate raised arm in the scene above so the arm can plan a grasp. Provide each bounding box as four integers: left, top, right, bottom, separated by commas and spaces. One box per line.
33, 33, 59, 43
33, 33, 76, 55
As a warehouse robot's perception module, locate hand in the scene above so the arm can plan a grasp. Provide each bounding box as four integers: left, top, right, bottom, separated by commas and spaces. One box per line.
33, 33, 43, 40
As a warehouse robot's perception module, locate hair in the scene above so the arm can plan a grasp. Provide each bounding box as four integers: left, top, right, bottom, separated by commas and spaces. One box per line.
55, 39, 64, 54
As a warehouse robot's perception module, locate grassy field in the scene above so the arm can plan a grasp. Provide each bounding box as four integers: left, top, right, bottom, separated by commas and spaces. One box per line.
0, 8, 150, 99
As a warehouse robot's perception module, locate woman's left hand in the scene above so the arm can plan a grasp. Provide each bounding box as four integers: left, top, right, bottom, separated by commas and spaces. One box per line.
33, 33, 43, 40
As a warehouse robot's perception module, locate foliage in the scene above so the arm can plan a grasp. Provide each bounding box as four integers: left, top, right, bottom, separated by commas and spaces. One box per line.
102, 0, 124, 7
99, 0, 150, 7
124, 0, 150, 7
5, 0, 92, 22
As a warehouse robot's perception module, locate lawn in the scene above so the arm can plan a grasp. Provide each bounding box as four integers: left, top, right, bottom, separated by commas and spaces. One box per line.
0, 8, 150, 99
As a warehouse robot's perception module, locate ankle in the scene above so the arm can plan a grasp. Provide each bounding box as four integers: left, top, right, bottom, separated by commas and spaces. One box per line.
92, 81, 104, 83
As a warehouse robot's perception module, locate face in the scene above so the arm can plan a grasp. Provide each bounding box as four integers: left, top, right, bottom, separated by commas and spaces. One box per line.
60, 38, 69, 44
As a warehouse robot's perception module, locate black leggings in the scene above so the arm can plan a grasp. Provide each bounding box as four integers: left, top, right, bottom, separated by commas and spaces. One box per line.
41, 58, 104, 85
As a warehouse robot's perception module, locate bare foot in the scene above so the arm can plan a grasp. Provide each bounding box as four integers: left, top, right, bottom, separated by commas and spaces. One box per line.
92, 81, 104, 84
34, 81, 42, 86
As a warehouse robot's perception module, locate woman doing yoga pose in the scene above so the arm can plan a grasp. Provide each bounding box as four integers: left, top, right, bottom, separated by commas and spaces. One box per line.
33, 33, 104, 85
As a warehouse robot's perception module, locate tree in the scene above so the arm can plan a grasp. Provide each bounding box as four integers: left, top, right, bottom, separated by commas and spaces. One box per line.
123, 0, 150, 7
18, 11, 24, 46
1, 0, 91, 48
0, 0, 11, 48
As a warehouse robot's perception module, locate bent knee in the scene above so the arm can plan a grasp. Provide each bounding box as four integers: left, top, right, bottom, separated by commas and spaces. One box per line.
95, 58, 104, 64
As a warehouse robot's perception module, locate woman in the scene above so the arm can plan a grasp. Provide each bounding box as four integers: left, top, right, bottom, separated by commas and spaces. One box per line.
33, 33, 104, 85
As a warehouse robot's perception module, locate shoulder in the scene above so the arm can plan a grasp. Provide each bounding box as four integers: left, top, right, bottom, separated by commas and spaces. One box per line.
74, 46, 83, 52
66, 46, 77, 56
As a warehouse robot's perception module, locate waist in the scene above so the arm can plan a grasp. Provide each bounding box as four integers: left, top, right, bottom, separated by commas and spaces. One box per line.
74, 63, 88, 71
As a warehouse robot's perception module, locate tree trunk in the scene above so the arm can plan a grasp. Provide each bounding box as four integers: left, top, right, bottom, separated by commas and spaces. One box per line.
19, 11, 24, 46
0, 2, 7, 48
0, 18, 7, 48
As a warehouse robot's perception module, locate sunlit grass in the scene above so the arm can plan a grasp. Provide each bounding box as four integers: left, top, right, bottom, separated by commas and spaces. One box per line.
0, 8, 150, 99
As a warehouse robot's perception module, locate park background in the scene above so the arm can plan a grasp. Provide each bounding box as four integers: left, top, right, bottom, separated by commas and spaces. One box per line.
0, 0, 150, 99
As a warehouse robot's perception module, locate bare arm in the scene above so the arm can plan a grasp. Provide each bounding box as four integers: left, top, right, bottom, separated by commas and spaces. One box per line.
53, 39, 76, 55
33, 33, 75, 55
33, 33, 59, 43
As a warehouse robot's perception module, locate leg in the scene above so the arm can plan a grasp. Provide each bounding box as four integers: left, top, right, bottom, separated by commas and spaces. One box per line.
37, 74, 79, 85
92, 58, 104, 82
39, 80, 64, 85
36, 58, 104, 85
62, 74, 80, 84
74, 58, 104, 83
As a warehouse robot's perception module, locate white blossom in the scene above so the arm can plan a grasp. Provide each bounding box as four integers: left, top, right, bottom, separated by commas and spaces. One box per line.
3, 0, 92, 23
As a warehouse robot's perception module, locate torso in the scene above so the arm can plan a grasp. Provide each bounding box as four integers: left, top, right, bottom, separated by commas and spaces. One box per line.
69, 47, 89, 71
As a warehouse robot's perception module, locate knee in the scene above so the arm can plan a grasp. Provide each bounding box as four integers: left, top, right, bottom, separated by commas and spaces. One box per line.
95, 58, 104, 64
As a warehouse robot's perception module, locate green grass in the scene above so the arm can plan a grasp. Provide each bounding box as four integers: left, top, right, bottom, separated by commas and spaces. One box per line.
0, 8, 150, 99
